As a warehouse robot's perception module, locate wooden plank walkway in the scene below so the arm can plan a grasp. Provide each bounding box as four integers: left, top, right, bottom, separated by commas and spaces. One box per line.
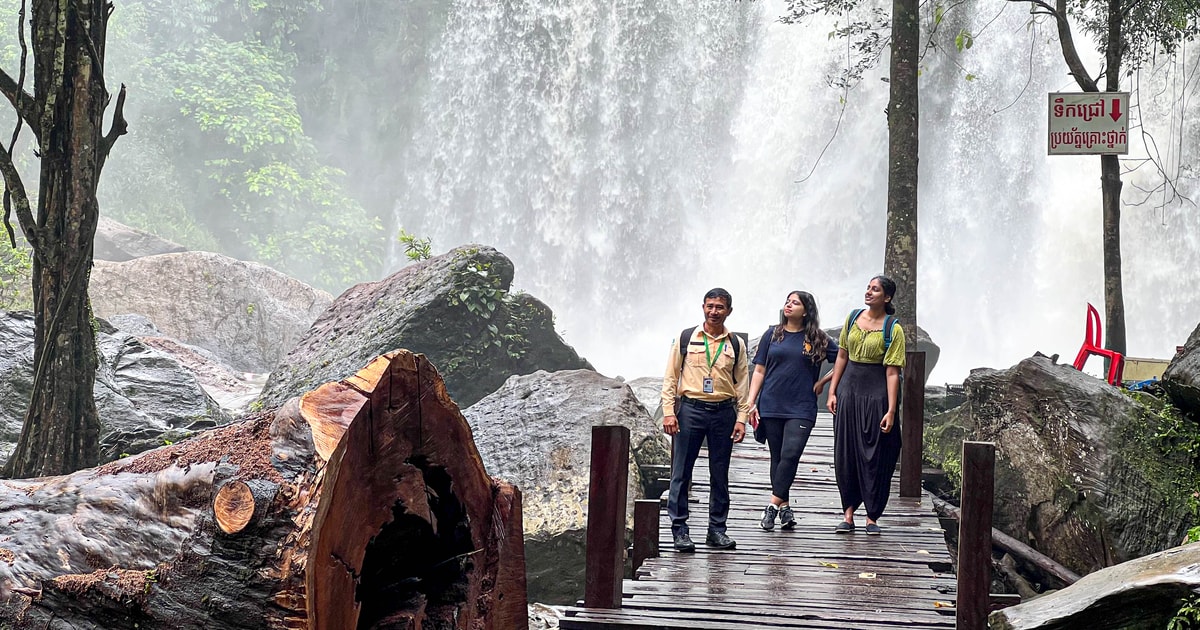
561, 413, 958, 629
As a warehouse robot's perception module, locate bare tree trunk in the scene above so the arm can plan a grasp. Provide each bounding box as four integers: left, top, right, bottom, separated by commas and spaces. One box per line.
1, 0, 114, 478
1100, 0, 1126, 356
884, 0, 919, 326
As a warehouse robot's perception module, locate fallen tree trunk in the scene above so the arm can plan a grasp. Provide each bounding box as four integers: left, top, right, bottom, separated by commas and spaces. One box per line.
935, 499, 1081, 588
0, 350, 527, 629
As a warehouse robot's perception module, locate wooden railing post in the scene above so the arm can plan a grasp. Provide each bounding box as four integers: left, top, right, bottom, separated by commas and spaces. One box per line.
631, 499, 660, 575
957, 441, 995, 630
584, 425, 630, 609
900, 350, 926, 498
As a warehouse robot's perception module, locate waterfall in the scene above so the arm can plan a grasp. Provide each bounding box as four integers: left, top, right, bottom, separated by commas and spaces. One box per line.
391, 0, 1200, 382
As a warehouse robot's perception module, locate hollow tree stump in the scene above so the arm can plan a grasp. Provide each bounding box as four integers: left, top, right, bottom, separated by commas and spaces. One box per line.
0, 350, 527, 629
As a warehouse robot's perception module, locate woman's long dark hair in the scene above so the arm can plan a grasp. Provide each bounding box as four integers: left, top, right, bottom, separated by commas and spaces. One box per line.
872, 275, 898, 316
772, 290, 829, 361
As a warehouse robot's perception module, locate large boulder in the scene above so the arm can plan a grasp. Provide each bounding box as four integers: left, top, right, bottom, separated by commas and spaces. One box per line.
259, 245, 591, 409
1163, 321, 1200, 418
89, 252, 332, 373
93, 216, 187, 262
0, 312, 229, 466
463, 369, 670, 605
924, 355, 1198, 576
989, 543, 1200, 630
625, 376, 665, 420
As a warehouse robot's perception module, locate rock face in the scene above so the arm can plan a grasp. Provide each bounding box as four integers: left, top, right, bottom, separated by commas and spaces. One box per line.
0, 312, 229, 466
94, 216, 187, 262
989, 543, 1200, 630
924, 355, 1196, 576
463, 369, 670, 605
1163, 321, 1200, 418
259, 245, 591, 409
625, 376, 665, 420
89, 252, 332, 373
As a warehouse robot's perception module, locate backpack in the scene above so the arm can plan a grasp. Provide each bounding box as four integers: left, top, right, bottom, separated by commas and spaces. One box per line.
845, 309, 899, 352
679, 326, 742, 384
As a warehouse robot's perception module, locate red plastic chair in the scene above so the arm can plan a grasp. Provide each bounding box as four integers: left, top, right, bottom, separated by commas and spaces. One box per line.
1072, 303, 1125, 386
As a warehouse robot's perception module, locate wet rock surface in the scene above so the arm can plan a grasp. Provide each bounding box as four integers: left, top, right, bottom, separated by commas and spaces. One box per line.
924, 355, 1195, 576
989, 543, 1200, 630
259, 245, 590, 409
0, 312, 229, 466
464, 369, 669, 604
90, 251, 332, 373
1163, 320, 1200, 418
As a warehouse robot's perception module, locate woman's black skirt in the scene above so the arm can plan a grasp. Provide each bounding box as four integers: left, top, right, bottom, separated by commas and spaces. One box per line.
833, 360, 901, 520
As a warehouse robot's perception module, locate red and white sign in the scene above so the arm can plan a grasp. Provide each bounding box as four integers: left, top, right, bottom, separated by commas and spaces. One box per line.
1047, 92, 1129, 155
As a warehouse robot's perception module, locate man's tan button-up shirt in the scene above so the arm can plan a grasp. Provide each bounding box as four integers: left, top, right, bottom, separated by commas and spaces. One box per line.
660, 325, 751, 423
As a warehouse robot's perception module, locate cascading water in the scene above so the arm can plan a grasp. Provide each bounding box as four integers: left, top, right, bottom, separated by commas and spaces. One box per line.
392, 0, 1200, 383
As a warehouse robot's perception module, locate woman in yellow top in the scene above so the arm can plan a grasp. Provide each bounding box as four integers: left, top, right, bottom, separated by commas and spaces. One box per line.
826, 275, 907, 535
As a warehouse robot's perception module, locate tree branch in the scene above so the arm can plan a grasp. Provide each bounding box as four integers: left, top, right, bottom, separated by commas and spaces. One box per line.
1008, 0, 1098, 91
1053, 0, 1099, 91
98, 83, 126, 173
0, 143, 42, 256
0, 67, 39, 135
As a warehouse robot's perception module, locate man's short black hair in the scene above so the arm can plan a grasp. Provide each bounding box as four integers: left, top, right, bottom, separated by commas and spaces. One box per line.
704, 288, 732, 308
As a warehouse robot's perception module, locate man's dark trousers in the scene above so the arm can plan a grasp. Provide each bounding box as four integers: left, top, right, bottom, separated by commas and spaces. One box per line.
667, 398, 737, 536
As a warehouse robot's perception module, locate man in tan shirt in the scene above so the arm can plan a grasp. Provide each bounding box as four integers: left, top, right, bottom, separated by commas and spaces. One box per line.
660, 288, 751, 552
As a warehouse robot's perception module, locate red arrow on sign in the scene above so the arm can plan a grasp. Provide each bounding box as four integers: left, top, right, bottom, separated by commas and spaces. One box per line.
1110, 98, 1122, 122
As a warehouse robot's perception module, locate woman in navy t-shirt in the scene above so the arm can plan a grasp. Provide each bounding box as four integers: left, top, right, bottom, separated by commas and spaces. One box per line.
747, 290, 839, 531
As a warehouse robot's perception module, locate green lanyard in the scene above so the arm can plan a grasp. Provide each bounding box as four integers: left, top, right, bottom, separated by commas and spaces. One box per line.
703, 334, 727, 372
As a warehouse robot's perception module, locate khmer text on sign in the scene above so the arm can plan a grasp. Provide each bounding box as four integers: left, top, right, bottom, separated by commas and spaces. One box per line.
1047, 92, 1129, 155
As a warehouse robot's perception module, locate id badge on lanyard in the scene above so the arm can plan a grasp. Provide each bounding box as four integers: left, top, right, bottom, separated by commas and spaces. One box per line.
702, 334, 726, 396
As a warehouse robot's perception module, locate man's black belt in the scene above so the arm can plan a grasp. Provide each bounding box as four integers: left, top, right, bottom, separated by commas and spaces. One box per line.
679, 396, 736, 411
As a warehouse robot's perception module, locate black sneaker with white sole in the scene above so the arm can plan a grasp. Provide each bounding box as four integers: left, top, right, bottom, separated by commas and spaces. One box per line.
760, 504, 779, 531
779, 505, 796, 529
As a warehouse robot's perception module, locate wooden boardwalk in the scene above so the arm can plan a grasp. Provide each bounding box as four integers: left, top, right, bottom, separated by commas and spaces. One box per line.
561, 413, 957, 629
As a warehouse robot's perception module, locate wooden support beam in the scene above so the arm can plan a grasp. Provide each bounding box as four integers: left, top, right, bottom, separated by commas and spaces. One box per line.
631, 499, 660, 575
584, 425, 631, 609
900, 350, 926, 498
957, 441, 995, 630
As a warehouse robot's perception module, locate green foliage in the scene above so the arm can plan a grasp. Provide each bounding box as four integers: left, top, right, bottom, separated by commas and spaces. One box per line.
1170, 595, 1200, 630
0, 240, 32, 311
1069, 0, 1200, 74
33, 0, 388, 293
443, 256, 539, 373
954, 29, 974, 52
397, 229, 432, 261
1122, 390, 1200, 540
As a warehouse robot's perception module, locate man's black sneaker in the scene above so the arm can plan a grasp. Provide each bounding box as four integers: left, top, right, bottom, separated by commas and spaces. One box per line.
760, 504, 779, 531
705, 531, 736, 550
673, 531, 696, 552
779, 505, 796, 529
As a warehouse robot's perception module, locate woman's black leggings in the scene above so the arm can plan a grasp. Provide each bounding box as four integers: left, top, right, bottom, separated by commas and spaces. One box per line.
760, 416, 816, 502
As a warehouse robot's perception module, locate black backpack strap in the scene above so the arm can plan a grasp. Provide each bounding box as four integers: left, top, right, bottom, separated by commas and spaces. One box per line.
730, 333, 741, 384
679, 326, 698, 364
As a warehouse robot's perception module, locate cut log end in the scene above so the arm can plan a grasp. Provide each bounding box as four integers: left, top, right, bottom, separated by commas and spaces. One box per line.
214, 480, 255, 534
